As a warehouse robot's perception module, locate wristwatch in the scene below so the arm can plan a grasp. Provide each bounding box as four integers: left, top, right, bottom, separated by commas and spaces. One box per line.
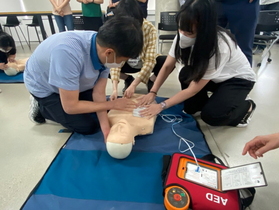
160, 101, 167, 110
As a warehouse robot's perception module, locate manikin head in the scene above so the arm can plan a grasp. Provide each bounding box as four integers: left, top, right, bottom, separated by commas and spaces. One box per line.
106, 119, 136, 159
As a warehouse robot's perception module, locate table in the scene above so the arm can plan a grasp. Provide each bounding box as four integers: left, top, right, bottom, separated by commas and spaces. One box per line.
0, 11, 82, 40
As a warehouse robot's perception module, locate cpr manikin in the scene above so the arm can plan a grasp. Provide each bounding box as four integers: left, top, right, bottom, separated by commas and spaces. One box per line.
4, 58, 28, 76
106, 94, 156, 159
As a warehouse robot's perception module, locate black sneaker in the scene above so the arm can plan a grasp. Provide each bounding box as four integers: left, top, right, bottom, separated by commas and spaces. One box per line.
237, 100, 256, 128
122, 75, 134, 93
29, 95, 46, 124
147, 79, 154, 92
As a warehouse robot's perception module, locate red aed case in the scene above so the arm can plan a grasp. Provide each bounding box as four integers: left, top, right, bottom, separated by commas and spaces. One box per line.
163, 153, 242, 210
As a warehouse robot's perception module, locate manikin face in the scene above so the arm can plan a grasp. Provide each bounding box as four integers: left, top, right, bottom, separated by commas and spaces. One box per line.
107, 119, 135, 144
106, 119, 135, 159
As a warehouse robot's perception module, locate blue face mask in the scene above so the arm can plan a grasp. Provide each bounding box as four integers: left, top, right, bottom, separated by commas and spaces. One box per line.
105, 53, 124, 69
179, 32, 196, 49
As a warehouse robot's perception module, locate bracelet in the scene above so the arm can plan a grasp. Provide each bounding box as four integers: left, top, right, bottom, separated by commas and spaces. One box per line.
160, 101, 167, 110
149, 91, 157, 95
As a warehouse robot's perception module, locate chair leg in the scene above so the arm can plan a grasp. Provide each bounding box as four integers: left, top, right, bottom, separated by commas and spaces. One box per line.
18, 26, 30, 49
34, 27, 41, 43
27, 26, 31, 49
8, 27, 12, 35
13, 27, 24, 50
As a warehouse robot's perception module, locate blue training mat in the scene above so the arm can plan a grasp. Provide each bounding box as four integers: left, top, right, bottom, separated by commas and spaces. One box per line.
21, 98, 211, 210
0, 71, 24, 83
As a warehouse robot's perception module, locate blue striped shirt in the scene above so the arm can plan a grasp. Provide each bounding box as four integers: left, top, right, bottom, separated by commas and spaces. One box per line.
24, 31, 109, 98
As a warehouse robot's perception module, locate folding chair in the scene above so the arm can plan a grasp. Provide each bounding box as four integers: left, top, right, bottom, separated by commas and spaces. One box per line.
3, 16, 29, 50
73, 15, 85, 30
253, 10, 279, 67
158, 11, 178, 54
26, 15, 42, 49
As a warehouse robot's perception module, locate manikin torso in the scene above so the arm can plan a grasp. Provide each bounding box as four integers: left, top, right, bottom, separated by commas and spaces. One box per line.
106, 94, 157, 159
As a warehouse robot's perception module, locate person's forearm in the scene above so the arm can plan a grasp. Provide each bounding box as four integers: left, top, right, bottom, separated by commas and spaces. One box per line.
112, 1, 119, 6
163, 80, 209, 108
129, 77, 141, 89
63, 100, 114, 114
149, 64, 173, 93
50, 0, 59, 8
137, 0, 147, 3
164, 88, 197, 109
94, 91, 111, 137
58, 0, 71, 9
112, 80, 118, 92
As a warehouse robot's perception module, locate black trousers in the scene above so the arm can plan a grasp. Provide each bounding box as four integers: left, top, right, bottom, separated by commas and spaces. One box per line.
83, 16, 103, 31
120, 55, 166, 78
33, 89, 100, 134
179, 66, 255, 126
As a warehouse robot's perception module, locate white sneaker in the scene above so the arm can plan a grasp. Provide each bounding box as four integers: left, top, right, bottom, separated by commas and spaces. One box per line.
237, 100, 256, 128
28, 95, 45, 124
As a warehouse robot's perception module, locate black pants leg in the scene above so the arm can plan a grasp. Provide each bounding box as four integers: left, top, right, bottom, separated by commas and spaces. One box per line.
152, 55, 167, 76
201, 78, 255, 126
34, 89, 100, 134
119, 55, 167, 77
178, 66, 255, 126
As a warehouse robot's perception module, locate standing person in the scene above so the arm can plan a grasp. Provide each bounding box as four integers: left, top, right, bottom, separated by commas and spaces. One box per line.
242, 133, 279, 159
109, 0, 167, 100
253, 0, 279, 53
77, 0, 103, 31
215, 0, 260, 66
24, 16, 143, 138
137, 0, 148, 19
49, 0, 74, 32
139, 0, 256, 128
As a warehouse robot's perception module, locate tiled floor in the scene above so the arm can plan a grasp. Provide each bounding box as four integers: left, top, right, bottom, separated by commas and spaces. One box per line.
0, 41, 278, 210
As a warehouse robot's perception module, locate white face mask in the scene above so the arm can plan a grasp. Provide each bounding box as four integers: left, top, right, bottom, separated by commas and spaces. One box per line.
0, 48, 11, 53
179, 32, 196, 49
105, 53, 124, 69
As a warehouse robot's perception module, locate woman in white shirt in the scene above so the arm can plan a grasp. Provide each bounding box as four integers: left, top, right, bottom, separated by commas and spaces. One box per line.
140, 0, 256, 127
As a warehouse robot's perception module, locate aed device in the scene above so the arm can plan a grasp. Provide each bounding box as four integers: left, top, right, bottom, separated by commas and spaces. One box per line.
164, 185, 190, 210
177, 157, 222, 191
163, 153, 266, 210
177, 156, 267, 192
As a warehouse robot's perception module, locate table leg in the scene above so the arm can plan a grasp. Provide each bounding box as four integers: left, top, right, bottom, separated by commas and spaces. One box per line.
47, 15, 55, 35
36, 15, 47, 40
